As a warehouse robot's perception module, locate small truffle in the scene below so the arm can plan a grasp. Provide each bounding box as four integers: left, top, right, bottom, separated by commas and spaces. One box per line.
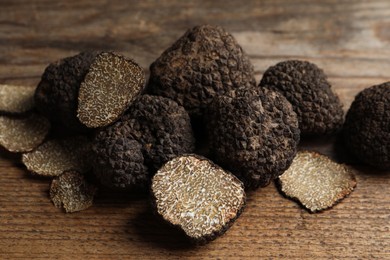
92, 95, 195, 190
151, 155, 246, 243
343, 83, 390, 169
50, 170, 97, 213
0, 84, 35, 115
35, 51, 99, 133
206, 87, 300, 189
0, 113, 50, 152
278, 151, 356, 212
260, 60, 344, 135
148, 24, 256, 117
22, 136, 92, 177
77, 52, 145, 128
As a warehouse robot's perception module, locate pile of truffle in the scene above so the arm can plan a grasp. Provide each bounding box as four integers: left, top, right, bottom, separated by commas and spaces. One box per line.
0, 25, 389, 244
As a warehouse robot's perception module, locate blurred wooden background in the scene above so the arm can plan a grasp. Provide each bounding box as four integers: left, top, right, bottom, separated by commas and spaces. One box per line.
0, 0, 389, 259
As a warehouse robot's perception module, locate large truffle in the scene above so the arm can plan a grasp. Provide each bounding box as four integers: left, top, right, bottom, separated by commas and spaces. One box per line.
206, 88, 300, 189
259, 60, 344, 135
148, 24, 256, 117
343, 83, 390, 169
92, 95, 195, 190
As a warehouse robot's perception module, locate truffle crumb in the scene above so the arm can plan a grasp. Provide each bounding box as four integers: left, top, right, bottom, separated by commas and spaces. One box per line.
0, 84, 35, 115
50, 170, 97, 213
151, 155, 246, 244
278, 151, 356, 212
77, 52, 145, 128
0, 113, 50, 152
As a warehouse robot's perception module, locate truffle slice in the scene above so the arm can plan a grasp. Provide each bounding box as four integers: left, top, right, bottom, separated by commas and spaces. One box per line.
206, 87, 300, 189
50, 170, 97, 213
260, 60, 344, 135
0, 113, 50, 152
22, 136, 92, 177
278, 151, 356, 212
151, 155, 246, 243
343, 83, 390, 169
0, 84, 35, 115
148, 24, 256, 117
77, 52, 145, 128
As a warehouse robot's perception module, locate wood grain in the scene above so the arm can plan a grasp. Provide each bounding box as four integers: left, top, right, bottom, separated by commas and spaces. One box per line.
0, 0, 390, 259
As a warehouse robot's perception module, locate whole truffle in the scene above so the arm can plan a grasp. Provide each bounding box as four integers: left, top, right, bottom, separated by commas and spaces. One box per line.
343, 83, 390, 169
35, 51, 98, 133
148, 25, 256, 117
259, 60, 344, 135
93, 95, 195, 190
206, 88, 300, 189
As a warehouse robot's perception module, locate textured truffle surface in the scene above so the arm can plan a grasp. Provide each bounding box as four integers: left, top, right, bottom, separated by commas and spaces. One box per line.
34, 51, 98, 133
151, 155, 246, 243
206, 87, 300, 189
343, 83, 390, 169
148, 24, 256, 117
0, 85, 35, 115
77, 52, 145, 128
260, 60, 344, 135
92, 95, 195, 190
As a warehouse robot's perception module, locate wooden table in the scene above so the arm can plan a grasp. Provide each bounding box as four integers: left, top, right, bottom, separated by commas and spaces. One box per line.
1, 1, 389, 259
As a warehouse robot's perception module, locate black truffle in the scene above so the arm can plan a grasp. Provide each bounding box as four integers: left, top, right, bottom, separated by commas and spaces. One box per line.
206, 88, 300, 189
93, 95, 195, 190
148, 24, 256, 117
259, 60, 344, 135
343, 83, 390, 169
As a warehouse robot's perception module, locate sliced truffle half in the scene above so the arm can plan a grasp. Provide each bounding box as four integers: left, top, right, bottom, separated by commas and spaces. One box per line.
0, 84, 35, 115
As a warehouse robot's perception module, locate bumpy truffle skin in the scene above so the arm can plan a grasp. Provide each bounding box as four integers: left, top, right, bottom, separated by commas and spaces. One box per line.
206, 88, 300, 189
343, 83, 390, 169
260, 60, 344, 135
93, 95, 195, 190
148, 25, 256, 117
35, 51, 99, 133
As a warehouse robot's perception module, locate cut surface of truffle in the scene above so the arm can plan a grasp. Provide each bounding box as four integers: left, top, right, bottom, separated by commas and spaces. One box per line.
22, 136, 92, 177
148, 24, 256, 117
206, 87, 300, 189
278, 151, 357, 212
0, 113, 50, 152
0, 84, 35, 114
77, 52, 145, 128
50, 170, 97, 213
151, 155, 246, 243
260, 60, 344, 135
343, 83, 390, 169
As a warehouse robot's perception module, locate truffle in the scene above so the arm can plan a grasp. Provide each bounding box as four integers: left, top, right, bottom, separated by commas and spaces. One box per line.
148, 24, 256, 117
92, 95, 195, 190
50, 170, 97, 213
259, 60, 344, 135
343, 83, 390, 169
22, 136, 92, 177
206, 87, 300, 189
151, 155, 246, 244
77, 52, 145, 128
278, 151, 356, 212
0, 113, 50, 153
35, 51, 99, 133
0, 84, 35, 115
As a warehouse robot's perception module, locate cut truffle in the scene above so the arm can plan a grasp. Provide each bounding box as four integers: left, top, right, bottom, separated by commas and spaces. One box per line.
35, 51, 99, 133
50, 170, 97, 213
206, 87, 300, 189
148, 24, 256, 117
0, 113, 50, 152
77, 52, 145, 128
278, 151, 356, 212
151, 155, 246, 244
343, 83, 390, 169
0, 84, 35, 115
92, 95, 195, 190
22, 136, 92, 177
260, 60, 344, 135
